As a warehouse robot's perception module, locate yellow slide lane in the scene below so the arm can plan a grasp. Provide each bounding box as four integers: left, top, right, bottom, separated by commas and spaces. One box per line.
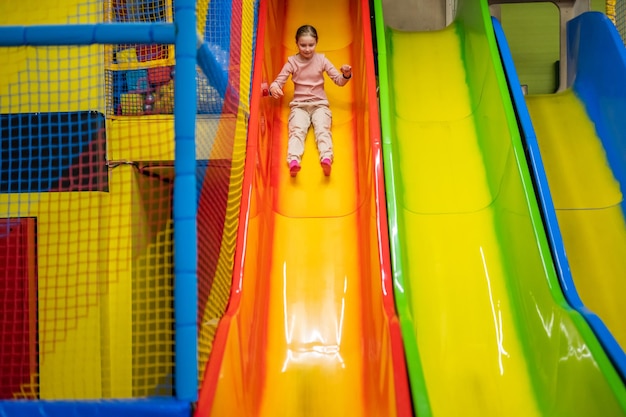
203, 0, 403, 415
391, 26, 539, 416
526, 91, 626, 350
260, 111, 365, 416
261, 5, 364, 413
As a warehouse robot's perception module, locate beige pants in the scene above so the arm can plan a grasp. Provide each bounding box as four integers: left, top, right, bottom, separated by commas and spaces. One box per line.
286, 100, 333, 164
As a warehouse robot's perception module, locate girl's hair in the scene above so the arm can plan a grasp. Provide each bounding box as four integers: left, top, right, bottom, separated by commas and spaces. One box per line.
295, 25, 318, 42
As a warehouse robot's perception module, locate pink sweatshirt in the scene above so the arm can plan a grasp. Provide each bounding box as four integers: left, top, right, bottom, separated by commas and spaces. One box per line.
270, 53, 350, 102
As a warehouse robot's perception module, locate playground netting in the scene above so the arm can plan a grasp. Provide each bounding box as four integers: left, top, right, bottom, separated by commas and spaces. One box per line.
0, 0, 255, 414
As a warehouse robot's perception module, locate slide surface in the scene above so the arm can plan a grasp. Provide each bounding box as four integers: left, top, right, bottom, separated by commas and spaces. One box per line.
195, 0, 411, 416
375, 1, 626, 416
508, 11, 626, 378
525, 90, 626, 361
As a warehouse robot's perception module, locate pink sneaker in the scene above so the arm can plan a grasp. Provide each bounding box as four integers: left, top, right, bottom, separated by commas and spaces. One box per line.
321, 158, 332, 176
289, 160, 301, 177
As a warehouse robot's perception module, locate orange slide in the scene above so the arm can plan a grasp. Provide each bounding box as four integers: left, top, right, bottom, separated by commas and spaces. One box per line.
194, 0, 412, 416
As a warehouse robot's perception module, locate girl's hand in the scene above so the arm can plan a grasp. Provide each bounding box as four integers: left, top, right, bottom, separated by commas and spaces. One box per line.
269, 85, 284, 99
341, 65, 352, 78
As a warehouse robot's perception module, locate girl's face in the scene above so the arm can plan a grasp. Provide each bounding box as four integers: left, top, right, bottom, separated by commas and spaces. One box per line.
296, 35, 317, 60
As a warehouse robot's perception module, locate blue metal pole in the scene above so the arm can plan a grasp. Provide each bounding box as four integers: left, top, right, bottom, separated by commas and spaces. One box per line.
173, 0, 198, 403
197, 41, 228, 98
0, 23, 175, 46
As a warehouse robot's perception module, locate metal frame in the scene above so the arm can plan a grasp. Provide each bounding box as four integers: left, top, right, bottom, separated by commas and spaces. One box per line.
489, 0, 591, 91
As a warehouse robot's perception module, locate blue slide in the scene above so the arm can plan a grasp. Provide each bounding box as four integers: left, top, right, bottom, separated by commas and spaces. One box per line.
493, 11, 626, 382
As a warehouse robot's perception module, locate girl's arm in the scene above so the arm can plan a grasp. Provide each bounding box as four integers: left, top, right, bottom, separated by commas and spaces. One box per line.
269, 61, 293, 98
324, 57, 352, 86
